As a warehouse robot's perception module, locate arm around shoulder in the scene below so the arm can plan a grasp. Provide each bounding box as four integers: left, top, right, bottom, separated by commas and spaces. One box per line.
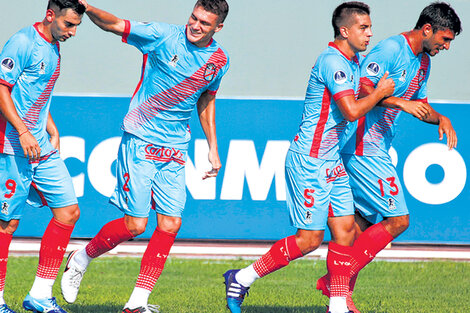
84, 3, 126, 36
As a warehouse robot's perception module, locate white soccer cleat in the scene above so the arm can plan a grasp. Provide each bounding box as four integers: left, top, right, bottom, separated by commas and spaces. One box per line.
122, 303, 160, 313
60, 250, 87, 303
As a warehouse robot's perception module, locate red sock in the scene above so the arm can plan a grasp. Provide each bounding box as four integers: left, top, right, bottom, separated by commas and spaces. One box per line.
349, 223, 394, 290
36, 218, 74, 279
253, 235, 303, 278
135, 227, 176, 291
0, 233, 12, 291
85, 217, 134, 258
327, 242, 352, 297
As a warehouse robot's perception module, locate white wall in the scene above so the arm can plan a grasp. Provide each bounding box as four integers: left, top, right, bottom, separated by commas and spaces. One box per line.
2, 0, 469, 101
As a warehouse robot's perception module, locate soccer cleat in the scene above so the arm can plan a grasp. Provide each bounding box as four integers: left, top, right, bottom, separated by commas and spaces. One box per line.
122, 304, 160, 313
316, 274, 330, 297
0, 304, 17, 313
23, 294, 67, 313
61, 250, 87, 303
223, 269, 249, 313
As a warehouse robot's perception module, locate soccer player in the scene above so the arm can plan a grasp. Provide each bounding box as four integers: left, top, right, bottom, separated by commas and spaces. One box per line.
222, 3, 395, 313
0, 1, 85, 313
316, 2, 462, 312
60, 0, 230, 312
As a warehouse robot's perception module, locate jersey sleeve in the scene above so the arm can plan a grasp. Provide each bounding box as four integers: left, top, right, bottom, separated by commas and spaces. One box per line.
122, 20, 173, 54
360, 39, 399, 87
0, 32, 31, 90
320, 54, 355, 101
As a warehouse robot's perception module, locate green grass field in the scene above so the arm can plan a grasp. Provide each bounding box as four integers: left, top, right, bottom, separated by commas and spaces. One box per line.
5, 257, 470, 313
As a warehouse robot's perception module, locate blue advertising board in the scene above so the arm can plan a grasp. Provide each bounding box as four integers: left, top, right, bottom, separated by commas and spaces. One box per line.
14, 96, 470, 244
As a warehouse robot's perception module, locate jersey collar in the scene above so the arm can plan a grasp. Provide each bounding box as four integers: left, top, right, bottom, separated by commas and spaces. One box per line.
328, 42, 359, 65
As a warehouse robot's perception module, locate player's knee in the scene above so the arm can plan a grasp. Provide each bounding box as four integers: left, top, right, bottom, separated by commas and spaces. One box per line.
385, 215, 409, 237
0, 219, 19, 235
53, 204, 80, 225
157, 216, 182, 233
295, 233, 322, 254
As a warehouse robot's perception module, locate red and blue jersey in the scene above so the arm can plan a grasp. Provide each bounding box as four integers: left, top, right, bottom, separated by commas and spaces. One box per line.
0, 23, 60, 157
289, 42, 362, 160
121, 21, 230, 149
342, 34, 431, 157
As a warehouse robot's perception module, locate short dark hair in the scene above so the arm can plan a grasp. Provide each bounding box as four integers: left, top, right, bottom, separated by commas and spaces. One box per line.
414, 2, 462, 36
195, 0, 229, 23
48, 0, 86, 15
332, 1, 370, 38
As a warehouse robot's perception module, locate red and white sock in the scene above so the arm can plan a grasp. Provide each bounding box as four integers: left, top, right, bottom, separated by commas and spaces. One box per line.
349, 222, 394, 291
30, 218, 74, 299
236, 236, 303, 287
327, 242, 353, 313
85, 217, 134, 259
127, 227, 176, 307
0, 232, 12, 305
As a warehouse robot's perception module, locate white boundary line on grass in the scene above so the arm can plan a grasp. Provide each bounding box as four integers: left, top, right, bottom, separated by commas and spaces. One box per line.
9, 240, 470, 261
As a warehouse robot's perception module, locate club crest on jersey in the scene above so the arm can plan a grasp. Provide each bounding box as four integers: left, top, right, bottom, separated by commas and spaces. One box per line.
305, 211, 313, 224
366, 62, 380, 76
399, 69, 406, 82
204, 63, 217, 82
418, 69, 426, 86
39, 62, 46, 75
1, 58, 14, 72
168, 54, 179, 68
334, 70, 347, 84
1, 202, 8, 215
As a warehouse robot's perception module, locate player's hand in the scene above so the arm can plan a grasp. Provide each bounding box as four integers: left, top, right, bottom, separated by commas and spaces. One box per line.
376, 71, 395, 98
401, 100, 431, 120
49, 133, 60, 153
19, 130, 41, 160
202, 149, 221, 180
78, 0, 89, 11
438, 115, 457, 150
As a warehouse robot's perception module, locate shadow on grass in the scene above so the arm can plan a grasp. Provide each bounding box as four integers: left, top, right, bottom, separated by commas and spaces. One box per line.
65, 304, 123, 313
244, 305, 326, 313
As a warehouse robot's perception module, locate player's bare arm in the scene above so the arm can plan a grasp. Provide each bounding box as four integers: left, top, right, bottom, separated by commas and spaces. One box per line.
79, 0, 126, 36
337, 71, 394, 122
197, 90, 221, 180
361, 83, 431, 120
47, 112, 60, 152
0, 84, 41, 159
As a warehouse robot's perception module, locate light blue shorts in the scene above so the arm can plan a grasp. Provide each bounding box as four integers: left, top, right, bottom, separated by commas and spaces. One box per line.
342, 153, 408, 224
109, 132, 187, 218
0, 151, 77, 221
285, 150, 354, 231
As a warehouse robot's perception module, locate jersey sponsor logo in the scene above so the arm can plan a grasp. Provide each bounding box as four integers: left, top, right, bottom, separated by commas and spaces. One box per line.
39, 62, 46, 75
325, 163, 347, 183
399, 69, 406, 82
333, 70, 347, 84
366, 62, 380, 76
169, 54, 179, 68
1, 202, 8, 215
204, 63, 217, 82
418, 69, 426, 86
1, 58, 14, 72
144, 144, 185, 164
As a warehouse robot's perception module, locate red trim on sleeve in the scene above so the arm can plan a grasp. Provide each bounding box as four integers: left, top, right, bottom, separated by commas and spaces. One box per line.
415, 98, 428, 103
122, 20, 131, 43
131, 54, 148, 101
360, 77, 375, 87
207, 90, 217, 96
309, 88, 332, 158
355, 116, 366, 156
332, 89, 354, 102
0, 79, 14, 92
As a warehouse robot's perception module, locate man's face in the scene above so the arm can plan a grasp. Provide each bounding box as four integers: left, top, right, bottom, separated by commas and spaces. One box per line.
186, 5, 223, 47
345, 13, 373, 53
423, 28, 455, 56
50, 8, 82, 42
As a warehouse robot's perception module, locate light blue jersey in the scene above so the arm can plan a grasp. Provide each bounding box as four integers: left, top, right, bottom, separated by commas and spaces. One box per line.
0, 23, 60, 157
121, 21, 230, 149
342, 34, 430, 157
289, 42, 363, 160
